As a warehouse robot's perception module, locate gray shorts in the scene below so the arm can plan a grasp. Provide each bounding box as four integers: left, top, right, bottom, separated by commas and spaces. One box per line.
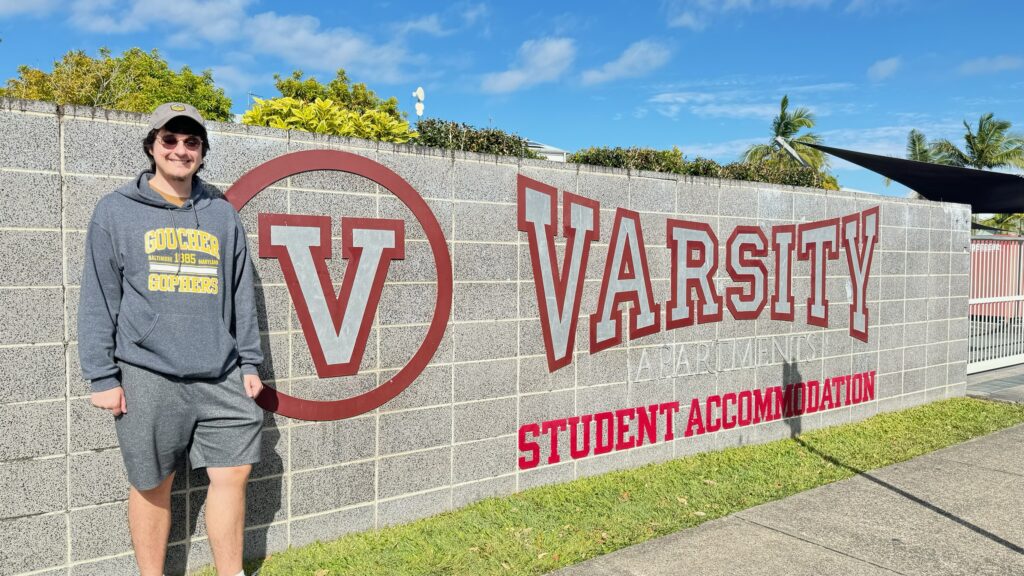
114, 362, 264, 491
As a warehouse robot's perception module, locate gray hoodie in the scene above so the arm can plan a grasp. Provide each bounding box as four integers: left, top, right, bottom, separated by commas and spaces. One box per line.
78, 172, 263, 392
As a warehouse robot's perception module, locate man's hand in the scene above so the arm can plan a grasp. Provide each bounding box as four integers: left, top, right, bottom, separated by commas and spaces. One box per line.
243, 374, 264, 399
91, 387, 127, 416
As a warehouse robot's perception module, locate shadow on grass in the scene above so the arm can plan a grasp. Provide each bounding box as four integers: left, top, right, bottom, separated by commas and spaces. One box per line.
781, 358, 1023, 556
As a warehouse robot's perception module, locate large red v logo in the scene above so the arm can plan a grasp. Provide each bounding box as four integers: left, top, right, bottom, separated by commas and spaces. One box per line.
259, 213, 405, 378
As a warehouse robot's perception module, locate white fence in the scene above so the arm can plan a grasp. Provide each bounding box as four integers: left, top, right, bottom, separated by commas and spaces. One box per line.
969, 236, 1024, 373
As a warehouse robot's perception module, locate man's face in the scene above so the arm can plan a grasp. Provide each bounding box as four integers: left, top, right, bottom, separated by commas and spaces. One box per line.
152, 128, 204, 182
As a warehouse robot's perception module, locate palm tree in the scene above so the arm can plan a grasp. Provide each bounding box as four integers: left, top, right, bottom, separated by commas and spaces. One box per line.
885, 129, 945, 189
930, 113, 1024, 169
981, 212, 1024, 234
743, 94, 828, 169
905, 129, 942, 163
904, 114, 1024, 232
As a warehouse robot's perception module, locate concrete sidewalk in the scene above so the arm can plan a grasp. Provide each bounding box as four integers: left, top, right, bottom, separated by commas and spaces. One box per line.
551, 423, 1024, 576
967, 363, 1024, 404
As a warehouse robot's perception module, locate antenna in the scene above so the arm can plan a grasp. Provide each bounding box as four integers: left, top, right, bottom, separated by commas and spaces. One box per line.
412, 86, 425, 117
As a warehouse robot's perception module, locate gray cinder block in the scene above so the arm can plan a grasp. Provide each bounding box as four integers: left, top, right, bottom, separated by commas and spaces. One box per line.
71, 501, 131, 561
0, 110, 59, 172
379, 405, 451, 455
0, 513, 66, 573
0, 344, 65, 402
0, 400, 65, 460
0, 171, 61, 229
290, 459, 374, 518
0, 287, 63, 345
453, 397, 515, 443
0, 457, 66, 519
378, 446, 451, 499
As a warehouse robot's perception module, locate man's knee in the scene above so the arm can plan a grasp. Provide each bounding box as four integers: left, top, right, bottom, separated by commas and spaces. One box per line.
131, 472, 175, 505
206, 464, 252, 487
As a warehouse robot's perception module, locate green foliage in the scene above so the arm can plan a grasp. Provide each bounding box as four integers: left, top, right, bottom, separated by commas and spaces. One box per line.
885, 129, 943, 190
930, 113, 1024, 170
0, 47, 232, 120
721, 161, 840, 190
743, 94, 828, 170
202, 398, 1024, 576
414, 118, 541, 158
272, 69, 402, 121
683, 156, 724, 177
566, 147, 838, 190
567, 146, 688, 173
979, 213, 1024, 234
241, 69, 416, 143
242, 97, 416, 143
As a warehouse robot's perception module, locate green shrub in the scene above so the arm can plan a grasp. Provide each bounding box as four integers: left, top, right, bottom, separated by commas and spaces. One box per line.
414, 118, 540, 158
682, 156, 724, 177
241, 97, 416, 143
720, 161, 839, 190
565, 147, 838, 190
568, 146, 687, 173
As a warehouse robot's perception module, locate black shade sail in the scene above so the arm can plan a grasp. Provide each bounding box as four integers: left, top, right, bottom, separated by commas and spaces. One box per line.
799, 142, 1024, 213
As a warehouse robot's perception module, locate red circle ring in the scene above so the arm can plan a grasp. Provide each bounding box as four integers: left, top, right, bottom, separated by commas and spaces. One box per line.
225, 150, 453, 421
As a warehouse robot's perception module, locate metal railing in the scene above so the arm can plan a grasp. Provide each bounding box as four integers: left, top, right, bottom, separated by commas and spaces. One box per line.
968, 236, 1024, 373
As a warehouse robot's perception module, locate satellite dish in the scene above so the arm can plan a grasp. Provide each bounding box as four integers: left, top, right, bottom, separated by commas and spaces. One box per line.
412, 86, 425, 117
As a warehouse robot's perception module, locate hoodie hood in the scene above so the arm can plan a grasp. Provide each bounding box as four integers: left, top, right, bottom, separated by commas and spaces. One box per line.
118, 172, 217, 211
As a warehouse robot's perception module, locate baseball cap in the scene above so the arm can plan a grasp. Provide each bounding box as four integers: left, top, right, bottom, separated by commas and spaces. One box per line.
148, 102, 207, 137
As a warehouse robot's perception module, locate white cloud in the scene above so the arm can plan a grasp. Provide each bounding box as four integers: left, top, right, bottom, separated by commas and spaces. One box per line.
70, 0, 251, 42
209, 64, 261, 94
461, 3, 487, 25
958, 55, 1024, 76
394, 14, 452, 37
649, 91, 719, 104
844, 0, 908, 14
668, 11, 706, 30
64, 0, 426, 83
581, 40, 671, 85
785, 82, 854, 93
773, 0, 830, 6
0, 0, 58, 17
820, 121, 963, 170
690, 102, 780, 119
245, 12, 412, 83
867, 57, 901, 81
679, 119, 961, 167
649, 78, 856, 120
481, 37, 575, 93
679, 136, 763, 160
666, 0, 829, 30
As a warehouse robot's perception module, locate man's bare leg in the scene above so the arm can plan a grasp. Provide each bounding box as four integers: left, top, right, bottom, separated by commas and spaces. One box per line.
128, 472, 175, 576
205, 464, 252, 575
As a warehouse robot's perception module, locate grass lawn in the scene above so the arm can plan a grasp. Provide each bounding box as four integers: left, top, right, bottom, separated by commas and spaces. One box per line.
199, 397, 1024, 576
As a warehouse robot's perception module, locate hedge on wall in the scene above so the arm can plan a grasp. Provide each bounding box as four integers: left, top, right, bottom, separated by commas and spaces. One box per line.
567, 146, 840, 190
414, 118, 541, 158
567, 146, 688, 174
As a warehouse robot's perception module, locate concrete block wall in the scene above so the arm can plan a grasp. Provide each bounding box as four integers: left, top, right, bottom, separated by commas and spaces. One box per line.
0, 98, 971, 574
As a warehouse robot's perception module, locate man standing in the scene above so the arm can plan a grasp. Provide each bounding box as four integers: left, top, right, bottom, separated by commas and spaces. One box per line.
79, 102, 264, 576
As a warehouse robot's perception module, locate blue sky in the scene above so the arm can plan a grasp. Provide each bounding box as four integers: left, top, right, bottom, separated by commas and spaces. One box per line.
1, 0, 1022, 196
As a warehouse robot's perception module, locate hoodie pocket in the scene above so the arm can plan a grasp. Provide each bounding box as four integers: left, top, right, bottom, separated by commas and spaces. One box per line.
120, 298, 159, 345
135, 312, 238, 378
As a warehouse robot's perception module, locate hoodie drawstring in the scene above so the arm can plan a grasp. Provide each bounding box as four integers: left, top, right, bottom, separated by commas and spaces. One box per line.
167, 207, 183, 277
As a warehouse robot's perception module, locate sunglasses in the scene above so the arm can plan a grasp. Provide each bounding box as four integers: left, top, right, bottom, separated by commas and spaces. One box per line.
158, 134, 203, 151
